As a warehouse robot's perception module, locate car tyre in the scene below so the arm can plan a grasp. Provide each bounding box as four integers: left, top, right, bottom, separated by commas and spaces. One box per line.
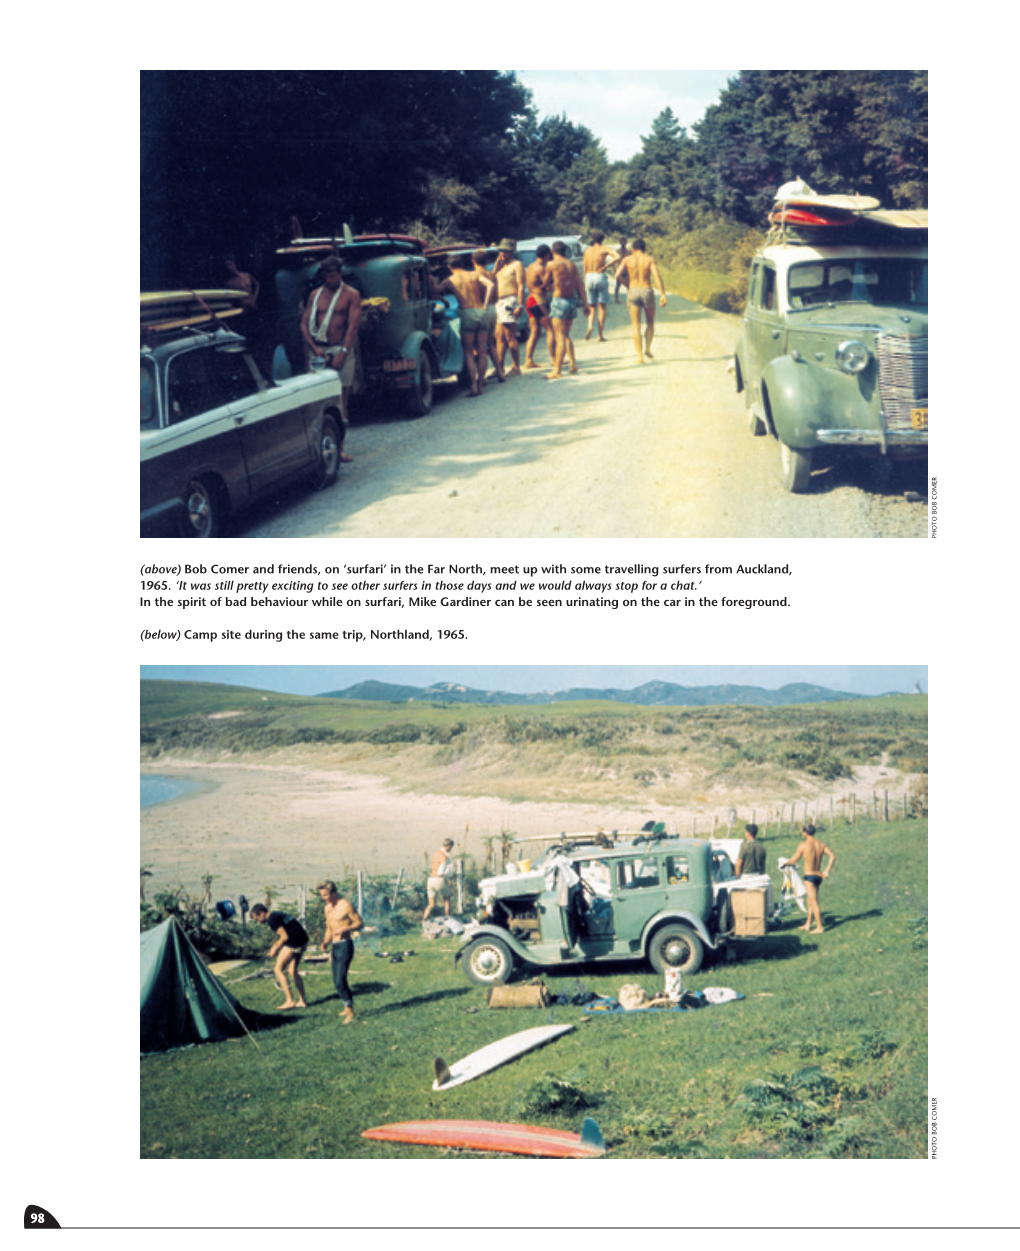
778, 440, 813, 493
308, 413, 342, 490
462, 936, 515, 986
406, 349, 434, 417
180, 476, 226, 538
648, 924, 704, 976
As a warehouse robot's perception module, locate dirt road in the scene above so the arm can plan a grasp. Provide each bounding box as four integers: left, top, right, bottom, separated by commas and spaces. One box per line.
242, 296, 927, 539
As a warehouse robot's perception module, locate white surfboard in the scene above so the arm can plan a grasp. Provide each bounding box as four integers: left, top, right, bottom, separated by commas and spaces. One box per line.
433, 1023, 574, 1091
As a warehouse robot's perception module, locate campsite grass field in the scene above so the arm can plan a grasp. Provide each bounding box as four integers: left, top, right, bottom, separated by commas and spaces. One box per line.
140, 817, 927, 1159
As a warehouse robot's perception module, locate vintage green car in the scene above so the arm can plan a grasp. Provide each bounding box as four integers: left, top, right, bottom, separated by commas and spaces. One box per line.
734, 224, 928, 492
274, 234, 459, 417
455, 833, 766, 986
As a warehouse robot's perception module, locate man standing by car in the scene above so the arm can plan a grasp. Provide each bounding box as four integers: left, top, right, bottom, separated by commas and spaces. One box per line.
423, 838, 456, 920
735, 823, 766, 877
782, 825, 836, 934
491, 239, 526, 376
546, 241, 589, 380
524, 244, 553, 369
583, 231, 619, 342
300, 255, 359, 460
318, 880, 364, 1025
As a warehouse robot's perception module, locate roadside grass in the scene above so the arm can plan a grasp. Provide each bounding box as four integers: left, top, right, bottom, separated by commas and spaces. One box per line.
141, 818, 926, 1159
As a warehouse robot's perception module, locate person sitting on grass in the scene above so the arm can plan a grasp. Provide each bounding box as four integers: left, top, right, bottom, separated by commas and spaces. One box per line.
251, 903, 309, 1010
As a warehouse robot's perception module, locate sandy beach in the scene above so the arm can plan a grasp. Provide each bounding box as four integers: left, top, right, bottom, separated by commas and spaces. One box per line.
140, 755, 912, 903
140, 759, 678, 900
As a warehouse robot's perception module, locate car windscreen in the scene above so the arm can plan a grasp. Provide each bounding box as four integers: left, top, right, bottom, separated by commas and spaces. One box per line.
788, 256, 928, 309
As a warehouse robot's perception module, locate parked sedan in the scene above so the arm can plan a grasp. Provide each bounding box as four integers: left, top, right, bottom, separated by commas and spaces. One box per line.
734, 221, 927, 492
140, 326, 344, 537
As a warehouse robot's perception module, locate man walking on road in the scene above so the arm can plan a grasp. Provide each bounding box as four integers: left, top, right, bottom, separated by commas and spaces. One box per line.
782, 826, 836, 933
524, 244, 553, 369
615, 238, 667, 364
546, 241, 589, 380
583, 231, 619, 342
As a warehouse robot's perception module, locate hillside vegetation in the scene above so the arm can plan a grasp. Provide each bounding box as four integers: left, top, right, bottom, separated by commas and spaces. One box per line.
141, 681, 926, 807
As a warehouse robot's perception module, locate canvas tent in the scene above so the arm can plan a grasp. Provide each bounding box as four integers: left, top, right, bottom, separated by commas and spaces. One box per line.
140, 916, 268, 1053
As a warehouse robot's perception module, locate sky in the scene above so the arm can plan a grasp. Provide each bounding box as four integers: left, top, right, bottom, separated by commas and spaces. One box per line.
140, 666, 926, 698
516, 71, 740, 163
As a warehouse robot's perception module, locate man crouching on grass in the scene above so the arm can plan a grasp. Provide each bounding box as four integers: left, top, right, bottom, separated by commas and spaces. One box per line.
251, 903, 308, 1010
319, 880, 364, 1025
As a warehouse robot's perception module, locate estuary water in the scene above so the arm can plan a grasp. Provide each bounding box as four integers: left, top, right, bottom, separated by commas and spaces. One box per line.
140, 774, 200, 809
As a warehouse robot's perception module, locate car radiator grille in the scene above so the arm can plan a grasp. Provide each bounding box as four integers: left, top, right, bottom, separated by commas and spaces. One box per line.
876, 334, 927, 430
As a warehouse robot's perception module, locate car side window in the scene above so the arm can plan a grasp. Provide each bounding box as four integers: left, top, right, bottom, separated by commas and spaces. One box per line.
166, 347, 260, 424
616, 857, 661, 891
665, 856, 689, 884
761, 266, 777, 312
748, 262, 760, 309
140, 362, 158, 429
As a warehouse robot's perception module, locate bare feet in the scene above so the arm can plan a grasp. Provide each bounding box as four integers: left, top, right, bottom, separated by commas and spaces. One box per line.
277, 1001, 299, 1011
340, 453, 353, 463
584, 327, 592, 340
546, 371, 562, 380
341, 1007, 355, 1025
524, 360, 539, 369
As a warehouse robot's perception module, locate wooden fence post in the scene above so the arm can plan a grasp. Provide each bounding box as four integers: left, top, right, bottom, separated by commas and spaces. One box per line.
391, 867, 404, 910
851, 793, 856, 824
883, 789, 889, 821
457, 859, 464, 915
357, 870, 364, 916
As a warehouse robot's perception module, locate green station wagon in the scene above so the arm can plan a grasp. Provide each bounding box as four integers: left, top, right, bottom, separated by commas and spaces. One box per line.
456, 833, 766, 986
734, 220, 928, 492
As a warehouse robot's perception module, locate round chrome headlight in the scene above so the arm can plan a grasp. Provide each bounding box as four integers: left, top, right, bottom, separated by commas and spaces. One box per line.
836, 340, 870, 374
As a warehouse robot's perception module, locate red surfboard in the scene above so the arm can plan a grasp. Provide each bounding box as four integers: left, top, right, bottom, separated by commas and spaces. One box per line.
363, 1117, 606, 1158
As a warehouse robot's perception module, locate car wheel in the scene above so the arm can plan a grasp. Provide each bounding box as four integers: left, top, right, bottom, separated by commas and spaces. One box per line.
648, 924, 704, 976
405, 349, 434, 417
778, 440, 813, 493
308, 414, 342, 490
180, 476, 225, 538
462, 937, 514, 986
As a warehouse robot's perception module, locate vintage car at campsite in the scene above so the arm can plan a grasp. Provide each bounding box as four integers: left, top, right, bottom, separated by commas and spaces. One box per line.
140, 300, 344, 538
733, 211, 928, 492
275, 233, 461, 417
455, 830, 772, 986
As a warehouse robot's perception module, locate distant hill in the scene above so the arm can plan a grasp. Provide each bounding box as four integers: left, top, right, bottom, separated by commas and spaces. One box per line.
318, 679, 867, 707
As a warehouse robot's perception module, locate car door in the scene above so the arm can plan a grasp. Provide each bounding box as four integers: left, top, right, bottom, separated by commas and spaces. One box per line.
213, 347, 316, 496
610, 854, 668, 953
143, 345, 250, 519
745, 260, 783, 399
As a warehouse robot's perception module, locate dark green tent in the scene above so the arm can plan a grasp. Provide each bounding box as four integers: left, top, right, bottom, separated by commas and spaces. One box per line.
140, 916, 267, 1053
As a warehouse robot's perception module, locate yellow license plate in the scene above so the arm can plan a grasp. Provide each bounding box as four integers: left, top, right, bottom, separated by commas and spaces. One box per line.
911, 407, 928, 430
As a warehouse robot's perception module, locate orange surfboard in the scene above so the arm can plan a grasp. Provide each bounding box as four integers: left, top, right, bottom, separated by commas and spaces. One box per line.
362, 1117, 606, 1158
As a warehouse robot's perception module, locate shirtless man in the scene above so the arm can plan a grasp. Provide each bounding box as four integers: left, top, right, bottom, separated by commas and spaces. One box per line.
251, 903, 308, 1011
613, 238, 630, 303
615, 237, 667, 364
438, 254, 496, 396
782, 825, 836, 933
224, 255, 260, 310
319, 880, 364, 1024
423, 838, 456, 920
582, 231, 619, 342
300, 256, 359, 459
546, 240, 590, 380
524, 244, 553, 369
491, 239, 526, 375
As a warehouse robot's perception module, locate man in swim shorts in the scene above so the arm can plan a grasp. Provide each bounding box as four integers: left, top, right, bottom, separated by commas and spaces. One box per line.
614, 238, 667, 364
524, 244, 553, 368
423, 838, 456, 920
300, 255, 359, 460
319, 880, 364, 1024
782, 825, 836, 933
251, 903, 309, 1010
491, 239, 526, 375
545, 240, 589, 379
436, 254, 496, 396
583, 231, 620, 342
613, 238, 630, 303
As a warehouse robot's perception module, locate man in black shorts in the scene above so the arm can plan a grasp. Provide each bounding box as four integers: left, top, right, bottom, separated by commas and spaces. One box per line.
782, 825, 836, 933
251, 903, 309, 1009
